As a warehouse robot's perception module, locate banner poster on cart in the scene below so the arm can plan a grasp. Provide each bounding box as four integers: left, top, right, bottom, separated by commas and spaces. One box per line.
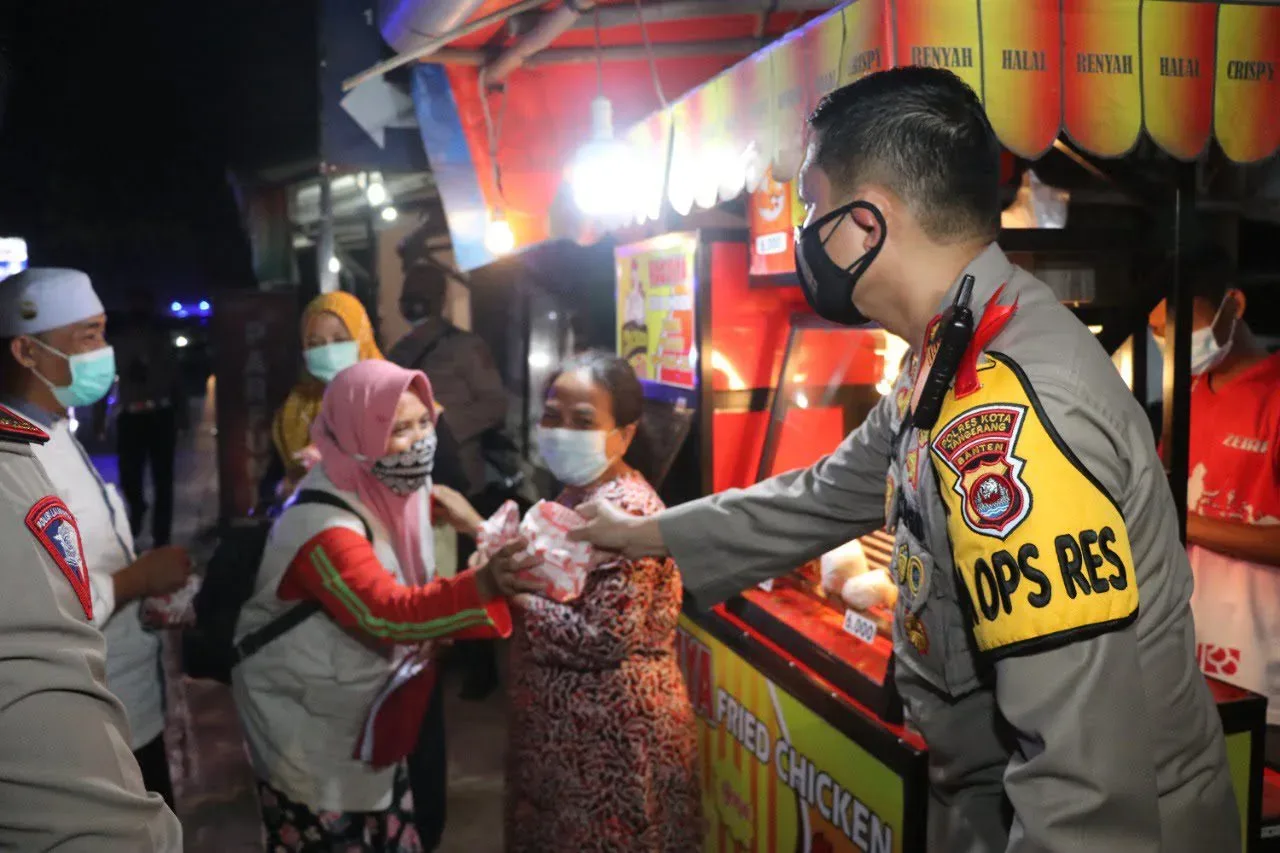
676, 616, 903, 853
615, 233, 698, 390
212, 291, 299, 522
748, 169, 806, 278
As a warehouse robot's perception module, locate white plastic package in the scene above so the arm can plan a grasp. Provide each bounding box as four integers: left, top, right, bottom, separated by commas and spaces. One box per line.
819, 540, 897, 611
139, 574, 202, 629
819, 539, 869, 596
473, 499, 599, 602
837, 569, 898, 611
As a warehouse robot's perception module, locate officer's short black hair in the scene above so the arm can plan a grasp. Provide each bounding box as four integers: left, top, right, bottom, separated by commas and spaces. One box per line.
808, 66, 1002, 243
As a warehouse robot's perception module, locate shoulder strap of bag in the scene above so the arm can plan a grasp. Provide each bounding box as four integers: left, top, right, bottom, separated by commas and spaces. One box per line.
400, 323, 460, 371
232, 490, 373, 665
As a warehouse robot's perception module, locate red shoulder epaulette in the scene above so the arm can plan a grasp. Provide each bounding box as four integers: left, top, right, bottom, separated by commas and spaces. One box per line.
0, 404, 49, 445
954, 284, 1019, 400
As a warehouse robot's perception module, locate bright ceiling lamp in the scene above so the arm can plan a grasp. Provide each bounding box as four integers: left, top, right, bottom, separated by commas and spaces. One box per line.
366, 177, 389, 207
568, 9, 642, 224
569, 95, 640, 220
485, 211, 516, 256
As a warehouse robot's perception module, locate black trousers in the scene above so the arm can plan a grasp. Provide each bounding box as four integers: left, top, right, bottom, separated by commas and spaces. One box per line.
117, 408, 177, 547
407, 672, 447, 850
133, 733, 176, 811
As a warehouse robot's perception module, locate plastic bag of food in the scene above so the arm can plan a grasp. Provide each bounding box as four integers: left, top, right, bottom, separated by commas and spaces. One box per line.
515, 501, 594, 603
139, 574, 202, 629
473, 499, 521, 564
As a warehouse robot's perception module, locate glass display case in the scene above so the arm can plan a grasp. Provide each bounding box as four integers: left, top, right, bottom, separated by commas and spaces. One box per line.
719, 317, 910, 722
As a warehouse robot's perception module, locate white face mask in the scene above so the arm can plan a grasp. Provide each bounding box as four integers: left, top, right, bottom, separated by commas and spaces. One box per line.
536, 427, 614, 486
1154, 302, 1237, 377
1189, 320, 1235, 376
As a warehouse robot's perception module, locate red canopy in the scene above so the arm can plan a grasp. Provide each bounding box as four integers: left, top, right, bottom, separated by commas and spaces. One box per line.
433, 0, 818, 253
417, 0, 1279, 260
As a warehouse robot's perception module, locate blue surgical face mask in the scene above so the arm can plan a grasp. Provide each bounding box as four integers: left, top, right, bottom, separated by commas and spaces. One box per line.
29, 338, 116, 408
536, 426, 615, 487
304, 340, 360, 383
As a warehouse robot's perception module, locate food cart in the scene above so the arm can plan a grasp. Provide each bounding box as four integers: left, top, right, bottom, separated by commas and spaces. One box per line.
609, 221, 1269, 851
600, 2, 1277, 847
387, 0, 1280, 848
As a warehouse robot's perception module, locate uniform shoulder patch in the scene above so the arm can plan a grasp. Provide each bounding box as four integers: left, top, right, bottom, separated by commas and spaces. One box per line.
931, 402, 1032, 538
0, 404, 49, 445
25, 496, 93, 621
928, 353, 1138, 659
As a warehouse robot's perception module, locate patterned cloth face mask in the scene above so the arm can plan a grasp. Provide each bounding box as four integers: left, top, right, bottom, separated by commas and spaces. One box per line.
371, 431, 437, 496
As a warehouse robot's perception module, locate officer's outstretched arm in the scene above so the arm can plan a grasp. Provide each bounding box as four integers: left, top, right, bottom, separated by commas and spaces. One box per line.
928, 358, 1160, 851
662, 388, 902, 608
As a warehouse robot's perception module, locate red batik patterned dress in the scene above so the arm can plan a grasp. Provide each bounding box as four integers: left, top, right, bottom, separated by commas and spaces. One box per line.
505, 469, 702, 853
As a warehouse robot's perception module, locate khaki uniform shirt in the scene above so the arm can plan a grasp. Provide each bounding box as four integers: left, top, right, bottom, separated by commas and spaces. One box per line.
661, 244, 1239, 852
0, 406, 181, 851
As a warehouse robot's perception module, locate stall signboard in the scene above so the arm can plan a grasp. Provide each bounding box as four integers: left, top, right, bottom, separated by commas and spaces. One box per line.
1223, 731, 1253, 846
213, 291, 300, 521
616, 233, 699, 390
678, 616, 905, 853
749, 170, 807, 278
612, 0, 1280, 225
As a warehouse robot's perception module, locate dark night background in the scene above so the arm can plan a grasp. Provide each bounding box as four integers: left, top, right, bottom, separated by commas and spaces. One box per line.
0, 1, 1275, 328
0, 1, 318, 309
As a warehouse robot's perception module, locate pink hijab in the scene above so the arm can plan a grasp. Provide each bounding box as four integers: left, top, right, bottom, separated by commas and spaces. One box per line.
311, 360, 437, 586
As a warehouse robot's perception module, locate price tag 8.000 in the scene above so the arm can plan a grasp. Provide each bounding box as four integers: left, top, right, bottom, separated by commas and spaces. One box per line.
842, 609, 877, 645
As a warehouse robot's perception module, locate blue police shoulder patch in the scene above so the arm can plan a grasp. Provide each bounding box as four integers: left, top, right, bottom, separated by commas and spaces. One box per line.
26, 496, 93, 621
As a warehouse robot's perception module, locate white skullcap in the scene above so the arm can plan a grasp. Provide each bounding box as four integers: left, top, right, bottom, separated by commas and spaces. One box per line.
0, 267, 104, 337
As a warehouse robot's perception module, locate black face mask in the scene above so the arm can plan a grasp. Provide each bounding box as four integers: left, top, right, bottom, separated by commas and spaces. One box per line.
794, 201, 886, 326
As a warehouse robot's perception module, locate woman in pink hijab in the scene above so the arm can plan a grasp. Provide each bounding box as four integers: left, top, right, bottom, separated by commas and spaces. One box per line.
232, 360, 520, 852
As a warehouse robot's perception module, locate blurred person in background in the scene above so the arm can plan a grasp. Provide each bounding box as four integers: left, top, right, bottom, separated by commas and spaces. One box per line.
434, 351, 701, 852
233, 360, 517, 852
106, 287, 186, 547
272, 291, 384, 498
0, 268, 192, 808
266, 290, 471, 507
389, 253, 508, 702
1150, 246, 1280, 768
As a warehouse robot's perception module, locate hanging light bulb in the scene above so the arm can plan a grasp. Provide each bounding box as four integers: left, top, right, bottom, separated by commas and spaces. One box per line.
569, 96, 640, 220
381, 206, 399, 222
366, 178, 389, 207
328, 256, 342, 274
485, 211, 516, 256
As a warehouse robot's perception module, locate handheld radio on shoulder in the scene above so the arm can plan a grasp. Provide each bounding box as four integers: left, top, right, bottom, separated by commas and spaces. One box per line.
911, 275, 976, 430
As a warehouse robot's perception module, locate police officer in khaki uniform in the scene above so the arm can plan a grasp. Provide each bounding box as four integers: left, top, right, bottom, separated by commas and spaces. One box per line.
0, 405, 181, 850
574, 68, 1239, 852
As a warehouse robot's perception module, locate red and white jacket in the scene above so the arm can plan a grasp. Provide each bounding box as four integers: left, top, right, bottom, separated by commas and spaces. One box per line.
232, 466, 510, 812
